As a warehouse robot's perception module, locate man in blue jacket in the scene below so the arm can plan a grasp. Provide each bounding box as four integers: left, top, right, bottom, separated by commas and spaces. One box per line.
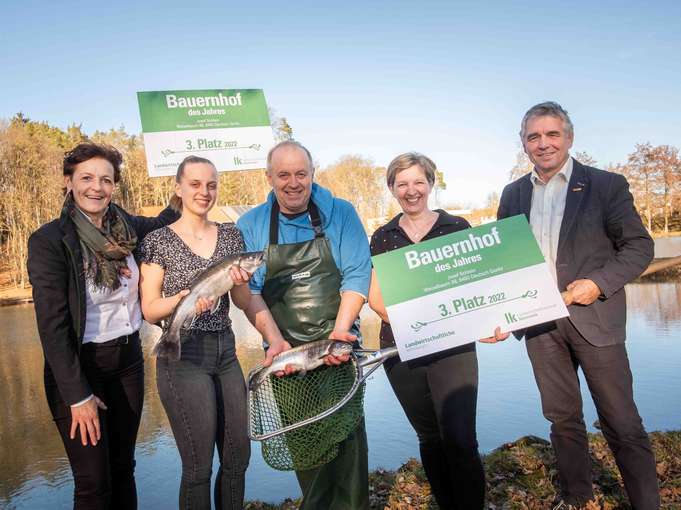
237, 140, 371, 509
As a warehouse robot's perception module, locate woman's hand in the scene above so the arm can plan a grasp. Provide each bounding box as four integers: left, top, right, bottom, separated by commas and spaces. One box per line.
478, 326, 510, 344
170, 289, 193, 310
229, 266, 252, 286
173, 289, 190, 304
194, 296, 214, 316
70, 396, 107, 446
170, 289, 213, 316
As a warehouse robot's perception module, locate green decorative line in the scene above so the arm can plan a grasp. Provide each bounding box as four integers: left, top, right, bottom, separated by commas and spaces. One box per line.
410, 289, 538, 332
161, 144, 261, 157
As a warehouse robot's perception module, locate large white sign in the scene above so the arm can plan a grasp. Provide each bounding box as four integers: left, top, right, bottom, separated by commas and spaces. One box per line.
372, 216, 569, 360
137, 89, 275, 177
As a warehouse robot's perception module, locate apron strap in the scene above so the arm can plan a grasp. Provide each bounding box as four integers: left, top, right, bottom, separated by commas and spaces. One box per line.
269, 200, 324, 244
309, 202, 324, 238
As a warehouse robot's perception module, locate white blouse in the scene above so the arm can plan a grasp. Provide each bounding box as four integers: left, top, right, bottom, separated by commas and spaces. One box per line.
82, 253, 142, 344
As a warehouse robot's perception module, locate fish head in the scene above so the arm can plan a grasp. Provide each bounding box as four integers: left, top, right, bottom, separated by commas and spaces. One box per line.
328, 341, 354, 358
238, 251, 265, 273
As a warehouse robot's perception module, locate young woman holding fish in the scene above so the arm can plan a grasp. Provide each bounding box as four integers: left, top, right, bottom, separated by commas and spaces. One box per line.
139, 155, 253, 510
368, 152, 486, 510
27, 142, 179, 510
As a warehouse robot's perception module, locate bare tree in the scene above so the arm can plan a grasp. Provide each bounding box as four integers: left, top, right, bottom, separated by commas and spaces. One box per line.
316, 155, 385, 228
218, 170, 271, 206
617, 143, 679, 232
643, 145, 680, 233
0, 115, 84, 286
510, 148, 598, 184
0, 112, 298, 287
573, 150, 597, 167
509, 150, 533, 182
485, 191, 500, 212
269, 108, 293, 142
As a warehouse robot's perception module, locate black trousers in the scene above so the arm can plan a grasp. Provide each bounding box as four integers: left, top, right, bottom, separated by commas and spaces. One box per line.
44, 333, 144, 510
384, 342, 485, 510
526, 318, 659, 509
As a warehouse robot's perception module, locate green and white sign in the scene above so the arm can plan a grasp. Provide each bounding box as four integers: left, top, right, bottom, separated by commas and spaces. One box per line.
137, 89, 274, 177
372, 215, 568, 360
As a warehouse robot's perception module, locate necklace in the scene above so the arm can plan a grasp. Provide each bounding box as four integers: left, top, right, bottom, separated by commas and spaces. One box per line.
176, 221, 216, 241
175, 231, 203, 241
175, 223, 214, 242
403, 222, 429, 241
401, 212, 437, 242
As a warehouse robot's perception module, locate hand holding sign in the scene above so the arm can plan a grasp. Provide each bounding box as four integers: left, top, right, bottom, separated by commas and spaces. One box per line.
478, 326, 511, 344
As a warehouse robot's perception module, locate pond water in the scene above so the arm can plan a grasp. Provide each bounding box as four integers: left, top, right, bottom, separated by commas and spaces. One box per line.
1, 283, 680, 508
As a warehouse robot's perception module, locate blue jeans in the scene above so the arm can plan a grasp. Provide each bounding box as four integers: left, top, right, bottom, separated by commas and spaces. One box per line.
156, 329, 250, 510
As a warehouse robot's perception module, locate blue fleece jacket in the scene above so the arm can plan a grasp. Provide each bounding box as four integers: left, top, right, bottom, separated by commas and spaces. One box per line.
236, 183, 371, 297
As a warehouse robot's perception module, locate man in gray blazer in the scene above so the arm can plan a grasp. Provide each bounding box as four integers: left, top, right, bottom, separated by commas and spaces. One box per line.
496, 102, 659, 509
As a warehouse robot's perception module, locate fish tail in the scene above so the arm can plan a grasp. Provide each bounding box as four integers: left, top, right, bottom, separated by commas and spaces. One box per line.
152, 330, 181, 361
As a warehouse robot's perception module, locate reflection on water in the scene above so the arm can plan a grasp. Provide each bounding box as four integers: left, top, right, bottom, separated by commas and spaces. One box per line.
625, 283, 681, 331
1, 283, 680, 508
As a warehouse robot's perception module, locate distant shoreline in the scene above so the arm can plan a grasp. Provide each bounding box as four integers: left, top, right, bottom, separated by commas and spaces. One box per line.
3, 267, 680, 307
0, 286, 32, 307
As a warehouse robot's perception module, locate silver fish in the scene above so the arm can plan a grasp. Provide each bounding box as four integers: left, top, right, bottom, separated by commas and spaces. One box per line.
248, 339, 354, 390
153, 251, 264, 360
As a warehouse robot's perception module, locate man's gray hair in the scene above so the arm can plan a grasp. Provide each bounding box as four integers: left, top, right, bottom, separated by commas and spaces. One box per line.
520, 101, 574, 140
266, 140, 314, 174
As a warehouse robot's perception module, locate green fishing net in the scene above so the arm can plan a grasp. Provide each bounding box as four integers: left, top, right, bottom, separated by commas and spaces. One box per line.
249, 360, 365, 471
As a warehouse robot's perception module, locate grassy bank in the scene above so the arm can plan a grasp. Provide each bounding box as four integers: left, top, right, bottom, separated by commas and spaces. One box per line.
637, 264, 681, 283
244, 431, 681, 510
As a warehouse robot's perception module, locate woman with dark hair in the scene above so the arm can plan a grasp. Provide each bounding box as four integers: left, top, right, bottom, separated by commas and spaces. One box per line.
368, 152, 486, 510
139, 155, 253, 510
27, 142, 178, 510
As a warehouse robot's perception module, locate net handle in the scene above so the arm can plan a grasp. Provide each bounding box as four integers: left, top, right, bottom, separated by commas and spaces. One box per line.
248, 346, 400, 441
355, 346, 399, 369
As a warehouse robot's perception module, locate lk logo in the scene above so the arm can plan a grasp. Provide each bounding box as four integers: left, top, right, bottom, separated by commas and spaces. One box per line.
504, 312, 518, 324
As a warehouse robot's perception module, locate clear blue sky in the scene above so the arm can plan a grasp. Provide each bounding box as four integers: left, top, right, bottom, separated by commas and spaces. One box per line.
2, 0, 680, 207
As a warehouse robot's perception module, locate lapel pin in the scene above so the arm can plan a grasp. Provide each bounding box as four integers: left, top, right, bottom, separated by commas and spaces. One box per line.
572, 181, 585, 192
572, 187, 583, 192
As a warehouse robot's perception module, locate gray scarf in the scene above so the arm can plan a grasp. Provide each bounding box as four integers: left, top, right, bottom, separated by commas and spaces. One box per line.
64, 192, 137, 291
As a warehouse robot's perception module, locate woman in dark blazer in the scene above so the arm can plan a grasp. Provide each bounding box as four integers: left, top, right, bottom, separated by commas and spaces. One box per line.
27, 142, 177, 510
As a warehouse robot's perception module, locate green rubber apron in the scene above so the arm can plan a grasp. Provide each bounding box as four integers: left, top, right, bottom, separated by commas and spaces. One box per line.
261, 200, 369, 510
262, 200, 341, 346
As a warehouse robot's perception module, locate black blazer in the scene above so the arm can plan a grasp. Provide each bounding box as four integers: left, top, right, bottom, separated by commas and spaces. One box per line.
497, 159, 653, 345
27, 205, 178, 405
